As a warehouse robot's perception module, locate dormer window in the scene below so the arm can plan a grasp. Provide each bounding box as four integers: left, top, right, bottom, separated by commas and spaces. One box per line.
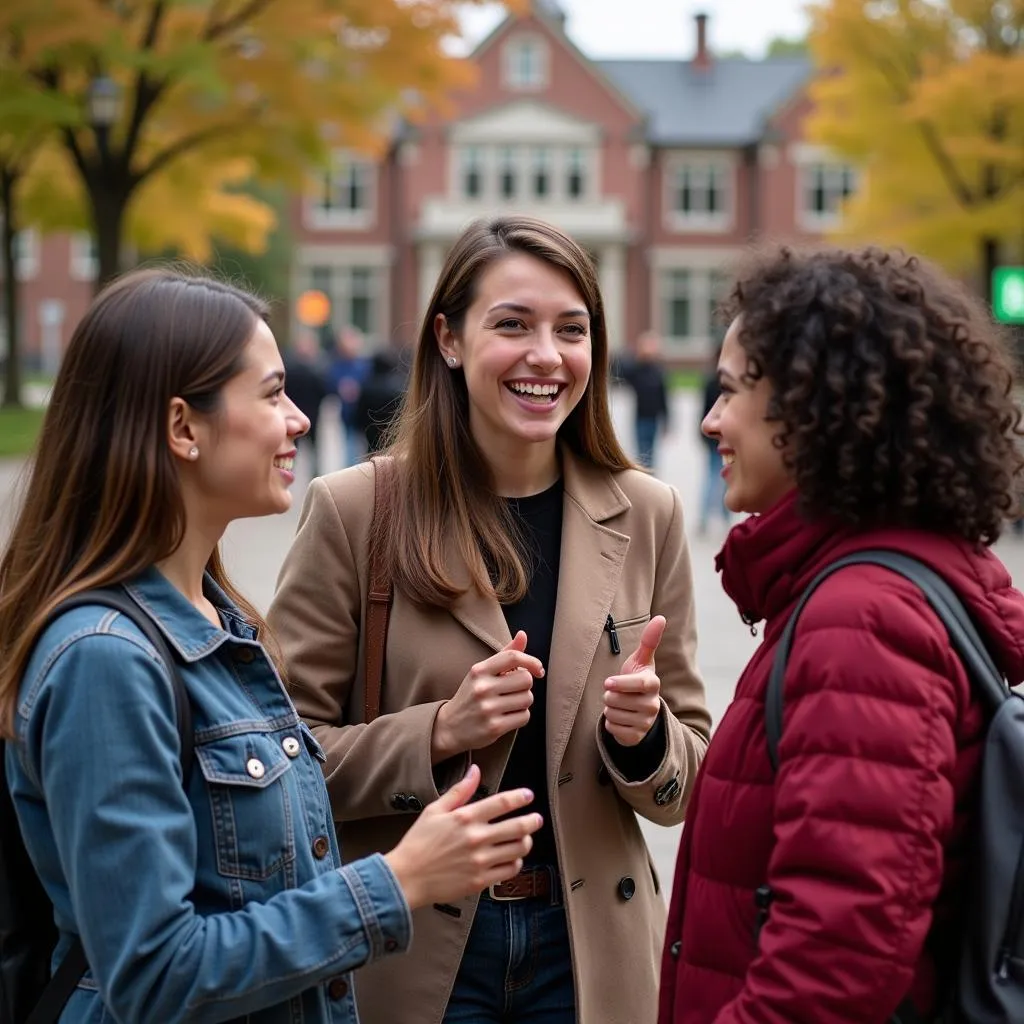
504, 35, 547, 91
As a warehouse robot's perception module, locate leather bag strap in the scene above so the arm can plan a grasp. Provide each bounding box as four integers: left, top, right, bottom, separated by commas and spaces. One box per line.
364, 458, 395, 724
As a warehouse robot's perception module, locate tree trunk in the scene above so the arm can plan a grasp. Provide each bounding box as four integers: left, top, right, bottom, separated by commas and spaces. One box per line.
1, 167, 23, 409
92, 182, 127, 293
982, 236, 1000, 309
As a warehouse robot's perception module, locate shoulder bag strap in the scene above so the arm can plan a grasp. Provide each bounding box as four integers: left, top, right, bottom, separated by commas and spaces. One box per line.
26, 586, 193, 1024
364, 458, 395, 724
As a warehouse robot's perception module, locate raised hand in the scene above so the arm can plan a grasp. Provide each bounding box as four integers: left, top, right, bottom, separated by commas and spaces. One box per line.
384, 764, 542, 909
602, 615, 666, 747
431, 631, 543, 761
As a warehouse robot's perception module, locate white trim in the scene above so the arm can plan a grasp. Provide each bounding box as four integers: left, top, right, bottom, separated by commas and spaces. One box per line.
502, 32, 549, 91
12, 228, 39, 280
69, 232, 98, 282
795, 160, 858, 233
449, 101, 600, 146
662, 153, 736, 234
648, 251, 739, 353
304, 150, 377, 231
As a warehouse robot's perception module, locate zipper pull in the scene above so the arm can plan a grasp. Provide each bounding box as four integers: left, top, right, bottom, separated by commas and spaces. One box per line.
605, 615, 620, 655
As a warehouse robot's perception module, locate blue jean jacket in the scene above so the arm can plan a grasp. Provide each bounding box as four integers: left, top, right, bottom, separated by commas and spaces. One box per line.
6, 568, 411, 1023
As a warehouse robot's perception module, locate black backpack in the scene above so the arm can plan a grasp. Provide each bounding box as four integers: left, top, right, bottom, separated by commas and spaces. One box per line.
0, 587, 193, 1024
762, 549, 1024, 1024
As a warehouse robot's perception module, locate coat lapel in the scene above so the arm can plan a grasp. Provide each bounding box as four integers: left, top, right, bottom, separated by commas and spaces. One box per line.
546, 451, 630, 784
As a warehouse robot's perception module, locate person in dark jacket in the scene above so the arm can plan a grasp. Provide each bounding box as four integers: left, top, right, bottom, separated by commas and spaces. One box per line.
354, 349, 407, 453
659, 245, 1024, 1024
621, 331, 670, 469
282, 329, 329, 476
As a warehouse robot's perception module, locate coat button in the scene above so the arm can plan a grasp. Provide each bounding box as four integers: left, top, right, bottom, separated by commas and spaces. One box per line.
390, 793, 409, 811
406, 795, 423, 812
384, 938, 399, 952
327, 977, 348, 1000
246, 758, 265, 780
670, 940, 681, 959
282, 736, 301, 758
233, 647, 256, 664
617, 876, 636, 901
312, 835, 331, 859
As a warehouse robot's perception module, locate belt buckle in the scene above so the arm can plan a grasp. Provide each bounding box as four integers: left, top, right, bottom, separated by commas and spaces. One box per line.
487, 882, 527, 901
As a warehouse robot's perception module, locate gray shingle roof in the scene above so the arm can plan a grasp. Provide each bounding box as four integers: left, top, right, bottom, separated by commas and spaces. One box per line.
598, 57, 812, 146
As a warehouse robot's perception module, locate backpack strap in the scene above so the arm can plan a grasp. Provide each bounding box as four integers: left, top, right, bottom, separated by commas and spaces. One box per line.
364, 458, 395, 724
766, 548, 1008, 772
25, 586, 192, 1024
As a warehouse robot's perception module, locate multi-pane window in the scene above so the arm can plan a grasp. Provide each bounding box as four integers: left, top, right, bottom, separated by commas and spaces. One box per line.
566, 147, 587, 200
305, 266, 377, 336
532, 147, 551, 198
70, 232, 99, 282
802, 162, 857, 223
309, 151, 373, 224
461, 146, 484, 199
505, 37, 546, 90
663, 269, 692, 340
670, 161, 730, 225
498, 146, 518, 200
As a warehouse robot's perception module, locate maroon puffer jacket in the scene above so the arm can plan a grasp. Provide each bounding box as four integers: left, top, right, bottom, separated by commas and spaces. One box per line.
659, 491, 1024, 1024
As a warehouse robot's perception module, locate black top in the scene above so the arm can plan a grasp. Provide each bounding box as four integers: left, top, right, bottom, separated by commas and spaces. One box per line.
498, 478, 667, 868
621, 360, 669, 422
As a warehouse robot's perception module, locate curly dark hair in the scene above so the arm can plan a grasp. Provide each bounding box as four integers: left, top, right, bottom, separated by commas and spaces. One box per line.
723, 245, 1024, 544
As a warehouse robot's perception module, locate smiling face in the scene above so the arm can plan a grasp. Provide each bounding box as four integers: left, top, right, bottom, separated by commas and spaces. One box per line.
436, 252, 593, 473
190, 320, 310, 522
701, 317, 794, 515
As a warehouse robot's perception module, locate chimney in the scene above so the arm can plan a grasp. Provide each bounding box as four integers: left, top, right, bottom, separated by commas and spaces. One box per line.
693, 12, 711, 71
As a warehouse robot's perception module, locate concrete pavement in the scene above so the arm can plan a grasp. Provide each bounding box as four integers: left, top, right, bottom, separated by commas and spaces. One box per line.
6, 388, 1024, 894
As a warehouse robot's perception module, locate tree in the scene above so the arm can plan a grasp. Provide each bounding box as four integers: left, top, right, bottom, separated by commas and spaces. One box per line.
807, 0, 1024, 304
2, 0, 498, 287
766, 36, 809, 57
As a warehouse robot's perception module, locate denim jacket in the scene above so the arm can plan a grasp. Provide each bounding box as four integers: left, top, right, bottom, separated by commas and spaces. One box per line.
6, 568, 412, 1023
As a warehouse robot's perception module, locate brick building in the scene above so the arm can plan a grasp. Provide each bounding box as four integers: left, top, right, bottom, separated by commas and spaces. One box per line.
6, 1, 855, 368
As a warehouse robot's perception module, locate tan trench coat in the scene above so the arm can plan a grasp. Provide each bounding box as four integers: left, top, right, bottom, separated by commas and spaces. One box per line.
268, 451, 711, 1024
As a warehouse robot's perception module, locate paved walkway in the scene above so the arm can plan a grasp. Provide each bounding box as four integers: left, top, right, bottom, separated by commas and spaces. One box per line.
5, 388, 1024, 893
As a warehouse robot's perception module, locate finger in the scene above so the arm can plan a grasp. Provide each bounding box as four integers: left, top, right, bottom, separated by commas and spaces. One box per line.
482, 857, 525, 887
488, 686, 534, 712
495, 667, 537, 696
603, 693, 659, 716
469, 787, 536, 822
630, 615, 667, 669
480, 813, 544, 848
602, 706, 650, 728
604, 673, 658, 693
478, 648, 545, 679
432, 763, 481, 812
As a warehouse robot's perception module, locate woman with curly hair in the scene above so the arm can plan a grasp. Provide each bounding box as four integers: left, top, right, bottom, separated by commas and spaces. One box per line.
659, 245, 1024, 1023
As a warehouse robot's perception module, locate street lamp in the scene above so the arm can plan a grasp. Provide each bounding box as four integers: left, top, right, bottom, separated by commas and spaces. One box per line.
87, 75, 121, 160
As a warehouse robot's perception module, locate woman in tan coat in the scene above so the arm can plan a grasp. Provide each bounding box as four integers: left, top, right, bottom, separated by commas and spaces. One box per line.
268, 216, 711, 1024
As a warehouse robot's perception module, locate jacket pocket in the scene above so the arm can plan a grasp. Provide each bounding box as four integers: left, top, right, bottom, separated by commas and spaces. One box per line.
196, 731, 297, 881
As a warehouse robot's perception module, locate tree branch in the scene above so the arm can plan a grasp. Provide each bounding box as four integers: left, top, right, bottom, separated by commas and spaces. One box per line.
122, 2, 169, 171
203, 0, 275, 41
134, 117, 252, 183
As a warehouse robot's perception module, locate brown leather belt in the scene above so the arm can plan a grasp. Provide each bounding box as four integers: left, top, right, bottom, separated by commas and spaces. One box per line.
486, 866, 552, 901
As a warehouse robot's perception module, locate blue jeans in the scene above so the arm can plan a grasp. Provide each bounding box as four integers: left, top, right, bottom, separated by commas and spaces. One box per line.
635, 417, 659, 469
443, 883, 576, 1023
700, 443, 727, 529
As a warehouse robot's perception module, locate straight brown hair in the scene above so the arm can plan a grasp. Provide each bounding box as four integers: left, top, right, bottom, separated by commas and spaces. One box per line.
0, 267, 278, 737
378, 215, 634, 607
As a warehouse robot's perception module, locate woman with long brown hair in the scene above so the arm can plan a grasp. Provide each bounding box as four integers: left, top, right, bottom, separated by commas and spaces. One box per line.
0, 267, 542, 1024
269, 215, 711, 1023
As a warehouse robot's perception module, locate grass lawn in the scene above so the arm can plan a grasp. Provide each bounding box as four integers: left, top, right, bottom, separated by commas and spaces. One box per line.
0, 405, 45, 458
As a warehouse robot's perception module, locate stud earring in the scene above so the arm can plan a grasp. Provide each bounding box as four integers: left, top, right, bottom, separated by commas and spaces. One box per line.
189, 446, 199, 459
447, 356, 457, 368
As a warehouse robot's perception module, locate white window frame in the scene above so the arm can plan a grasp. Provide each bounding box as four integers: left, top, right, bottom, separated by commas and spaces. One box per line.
7, 228, 40, 280
497, 145, 519, 201
69, 232, 99, 282
563, 146, 590, 201
661, 269, 693, 343
664, 156, 734, 233
531, 146, 552, 199
797, 160, 858, 231
460, 145, 485, 199
305, 150, 375, 230
503, 35, 548, 91
304, 263, 381, 337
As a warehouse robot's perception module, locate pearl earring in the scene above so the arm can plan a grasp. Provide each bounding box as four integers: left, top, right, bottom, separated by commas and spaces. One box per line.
189, 446, 199, 459
447, 356, 457, 368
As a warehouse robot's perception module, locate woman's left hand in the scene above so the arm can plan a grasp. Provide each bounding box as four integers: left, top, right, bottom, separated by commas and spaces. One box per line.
602, 615, 666, 747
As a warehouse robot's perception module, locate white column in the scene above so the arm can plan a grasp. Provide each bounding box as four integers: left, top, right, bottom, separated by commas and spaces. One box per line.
599, 244, 626, 351
418, 243, 444, 324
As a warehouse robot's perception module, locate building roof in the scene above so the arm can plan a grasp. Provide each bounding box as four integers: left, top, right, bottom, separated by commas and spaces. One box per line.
598, 57, 812, 147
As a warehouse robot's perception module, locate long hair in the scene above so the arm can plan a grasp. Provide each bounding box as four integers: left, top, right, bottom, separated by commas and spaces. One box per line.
379, 215, 633, 607
0, 267, 278, 737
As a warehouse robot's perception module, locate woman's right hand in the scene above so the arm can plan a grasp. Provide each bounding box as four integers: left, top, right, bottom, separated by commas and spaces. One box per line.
384, 764, 542, 909
430, 631, 544, 762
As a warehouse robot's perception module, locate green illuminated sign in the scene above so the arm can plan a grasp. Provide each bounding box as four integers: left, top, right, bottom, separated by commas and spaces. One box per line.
993, 267, 1024, 324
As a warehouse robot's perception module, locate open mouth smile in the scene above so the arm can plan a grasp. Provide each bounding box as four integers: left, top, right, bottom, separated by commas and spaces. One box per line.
505, 381, 566, 405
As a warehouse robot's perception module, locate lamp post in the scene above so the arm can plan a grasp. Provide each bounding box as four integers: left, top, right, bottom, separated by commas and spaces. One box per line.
87, 75, 123, 287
